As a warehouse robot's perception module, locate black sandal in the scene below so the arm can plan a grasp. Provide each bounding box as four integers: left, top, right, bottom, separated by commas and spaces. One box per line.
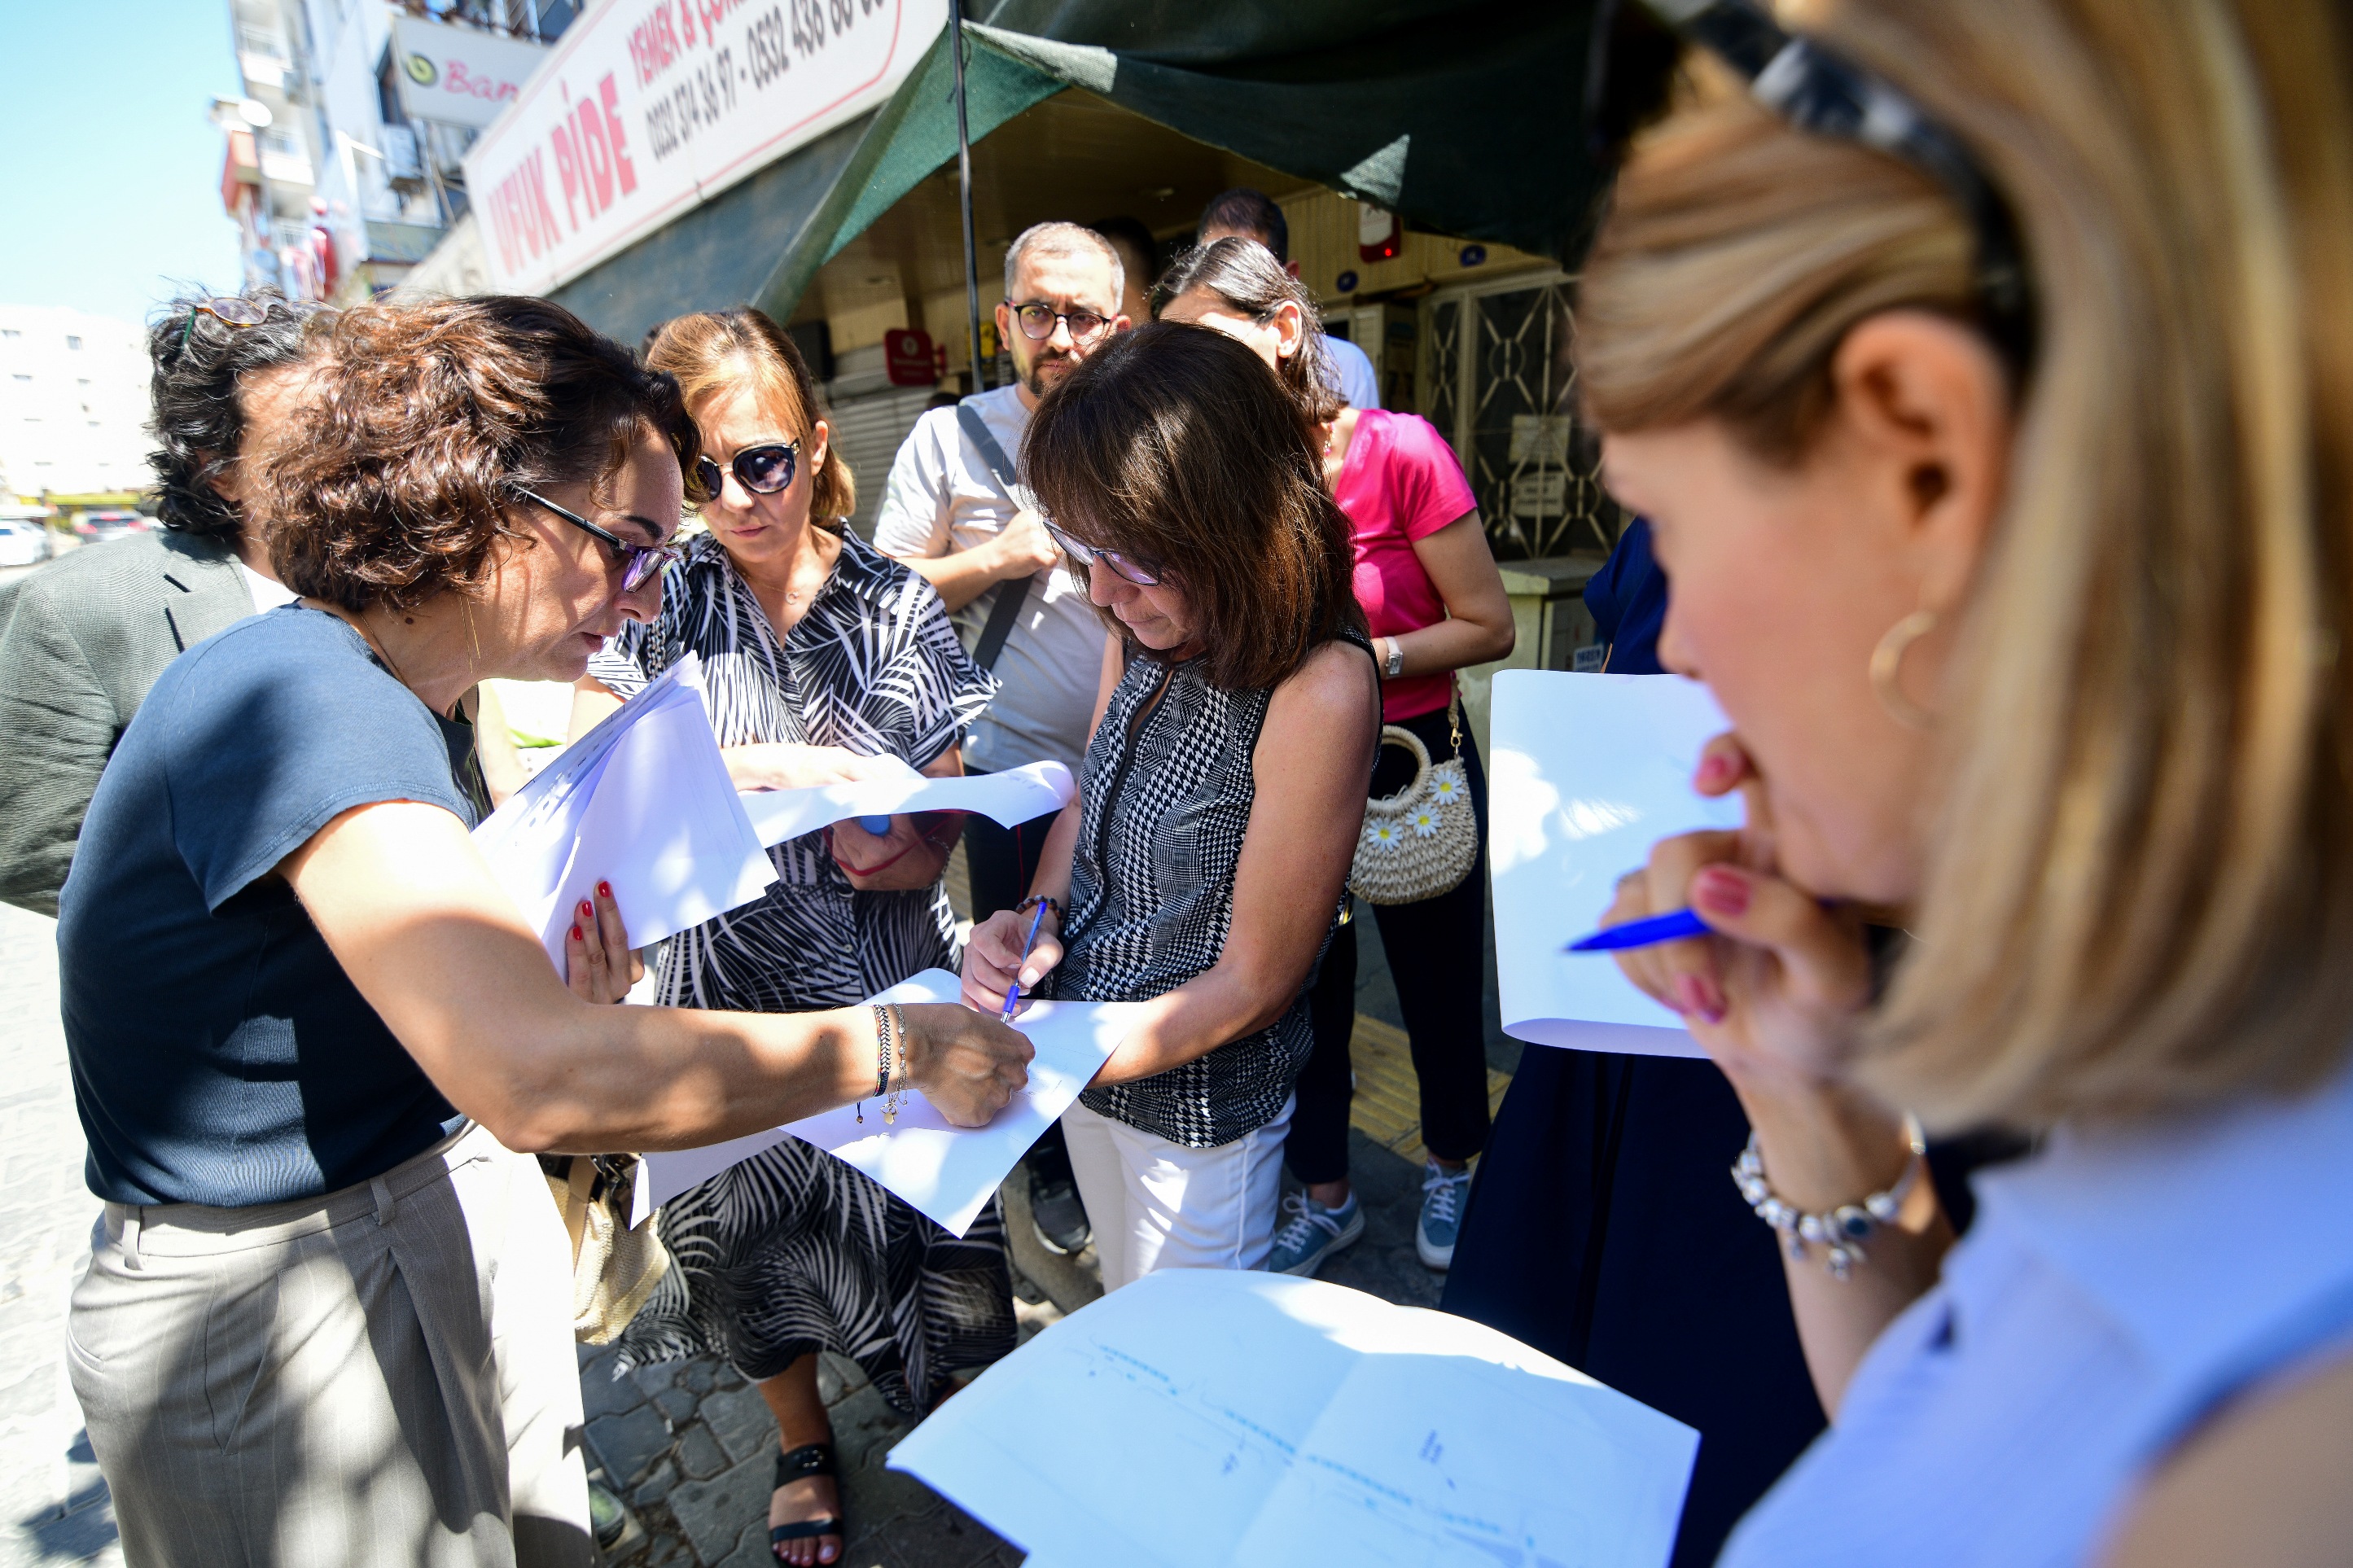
769, 1443, 846, 1557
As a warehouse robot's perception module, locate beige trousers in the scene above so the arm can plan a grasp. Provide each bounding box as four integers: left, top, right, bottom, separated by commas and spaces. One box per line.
67, 1123, 592, 1568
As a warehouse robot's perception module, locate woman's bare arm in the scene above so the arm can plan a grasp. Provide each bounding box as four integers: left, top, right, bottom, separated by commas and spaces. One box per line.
282, 800, 1031, 1151
1385, 511, 1516, 677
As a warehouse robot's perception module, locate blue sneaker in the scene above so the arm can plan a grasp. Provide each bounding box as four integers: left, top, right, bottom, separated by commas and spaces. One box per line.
1416, 1160, 1474, 1270
1267, 1191, 1364, 1277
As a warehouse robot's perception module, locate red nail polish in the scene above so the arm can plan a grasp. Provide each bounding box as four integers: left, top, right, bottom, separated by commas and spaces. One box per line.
1694, 866, 1751, 917
597, 881, 612, 900
569, 925, 582, 942
1695, 751, 1734, 789
579, 900, 594, 919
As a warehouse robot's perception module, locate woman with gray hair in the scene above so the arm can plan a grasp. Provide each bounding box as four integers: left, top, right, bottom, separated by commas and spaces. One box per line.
0, 289, 326, 913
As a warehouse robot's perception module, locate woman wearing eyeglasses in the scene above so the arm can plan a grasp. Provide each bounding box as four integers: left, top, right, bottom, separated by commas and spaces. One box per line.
571, 307, 1003, 1566
1573, 2, 2353, 1564
55, 296, 1031, 1568
962, 321, 1380, 1291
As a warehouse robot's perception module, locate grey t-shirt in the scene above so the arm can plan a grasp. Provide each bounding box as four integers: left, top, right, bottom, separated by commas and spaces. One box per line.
870, 383, 1107, 774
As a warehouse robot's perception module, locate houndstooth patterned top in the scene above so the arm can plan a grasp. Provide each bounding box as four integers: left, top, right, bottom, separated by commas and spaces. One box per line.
1055, 633, 1370, 1147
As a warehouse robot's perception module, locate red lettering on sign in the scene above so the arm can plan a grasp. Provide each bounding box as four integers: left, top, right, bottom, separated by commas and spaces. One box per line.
523, 147, 563, 250
629, 2, 681, 88
551, 122, 584, 227
576, 97, 615, 212
599, 75, 638, 196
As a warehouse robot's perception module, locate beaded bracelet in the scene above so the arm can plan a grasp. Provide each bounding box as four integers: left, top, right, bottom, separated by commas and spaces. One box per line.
1014, 894, 1065, 922
857, 1004, 896, 1124
880, 1004, 909, 1125
1731, 1119, 1926, 1281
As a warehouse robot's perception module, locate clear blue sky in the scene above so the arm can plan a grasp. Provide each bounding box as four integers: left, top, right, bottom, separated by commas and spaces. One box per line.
0, 2, 247, 328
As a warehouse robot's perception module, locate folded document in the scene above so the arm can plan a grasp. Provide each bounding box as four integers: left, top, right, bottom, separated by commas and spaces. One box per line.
892, 1268, 1699, 1568
634, 970, 1142, 1235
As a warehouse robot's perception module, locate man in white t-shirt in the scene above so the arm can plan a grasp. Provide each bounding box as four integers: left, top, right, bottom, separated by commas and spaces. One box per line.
1196, 187, 1382, 411
873, 221, 1126, 1255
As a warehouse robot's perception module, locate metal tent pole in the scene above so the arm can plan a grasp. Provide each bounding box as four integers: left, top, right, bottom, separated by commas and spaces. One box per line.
950, 0, 986, 392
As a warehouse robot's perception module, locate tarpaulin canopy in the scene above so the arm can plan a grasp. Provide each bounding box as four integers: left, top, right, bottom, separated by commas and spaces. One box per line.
552, 1, 1604, 347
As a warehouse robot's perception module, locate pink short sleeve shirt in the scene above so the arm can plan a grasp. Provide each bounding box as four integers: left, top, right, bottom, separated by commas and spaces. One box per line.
1330, 410, 1479, 721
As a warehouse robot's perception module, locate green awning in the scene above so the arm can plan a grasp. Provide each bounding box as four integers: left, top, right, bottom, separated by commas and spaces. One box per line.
553, 2, 1603, 344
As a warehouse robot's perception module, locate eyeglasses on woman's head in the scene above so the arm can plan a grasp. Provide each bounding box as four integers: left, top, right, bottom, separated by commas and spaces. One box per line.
695, 440, 800, 500
515, 487, 681, 593
1041, 515, 1162, 587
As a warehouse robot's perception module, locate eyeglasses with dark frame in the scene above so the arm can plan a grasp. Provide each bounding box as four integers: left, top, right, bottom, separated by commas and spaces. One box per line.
1006, 301, 1112, 346
1588, 0, 2036, 378
515, 488, 681, 593
1041, 515, 1162, 587
694, 440, 800, 500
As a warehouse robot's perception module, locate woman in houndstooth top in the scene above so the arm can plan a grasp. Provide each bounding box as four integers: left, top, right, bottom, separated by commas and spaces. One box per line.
961, 322, 1379, 1290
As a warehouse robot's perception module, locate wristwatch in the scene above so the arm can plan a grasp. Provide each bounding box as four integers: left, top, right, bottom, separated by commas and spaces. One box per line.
1383, 637, 1405, 678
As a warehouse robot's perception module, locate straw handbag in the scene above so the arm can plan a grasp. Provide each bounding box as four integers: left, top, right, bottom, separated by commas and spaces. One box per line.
542, 1154, 672, 1344
1349, 692, 1478, 906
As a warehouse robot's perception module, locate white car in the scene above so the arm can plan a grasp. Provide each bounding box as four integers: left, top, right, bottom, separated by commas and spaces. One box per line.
0, 519, 52, 567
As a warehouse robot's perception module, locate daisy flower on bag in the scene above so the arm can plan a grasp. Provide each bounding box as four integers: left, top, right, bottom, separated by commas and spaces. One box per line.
1365, 821, 1404, 851
1409, 807, 1441, 839
1431, 771, 1465, 804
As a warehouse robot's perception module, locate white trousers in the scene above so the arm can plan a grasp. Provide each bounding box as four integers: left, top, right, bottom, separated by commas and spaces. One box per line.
1060, 1094, 1295, 1291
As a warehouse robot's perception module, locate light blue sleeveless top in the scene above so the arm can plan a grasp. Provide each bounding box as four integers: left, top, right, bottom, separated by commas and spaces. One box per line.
1722, 1062, 2353, 1567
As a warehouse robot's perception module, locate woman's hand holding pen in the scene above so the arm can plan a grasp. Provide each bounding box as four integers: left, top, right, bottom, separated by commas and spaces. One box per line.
962, 904, 1064, 1018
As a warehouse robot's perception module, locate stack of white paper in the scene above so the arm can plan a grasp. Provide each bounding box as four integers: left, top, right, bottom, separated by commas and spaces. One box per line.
890, 1269, 1698, 1568
1489, 670, 1743, 1057
634, 970, 1142, 1235
471, 655, 775, 970
738, 758, 1075, 848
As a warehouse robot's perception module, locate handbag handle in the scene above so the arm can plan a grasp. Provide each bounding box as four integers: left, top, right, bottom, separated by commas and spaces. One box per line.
1365, 725, 1435, 815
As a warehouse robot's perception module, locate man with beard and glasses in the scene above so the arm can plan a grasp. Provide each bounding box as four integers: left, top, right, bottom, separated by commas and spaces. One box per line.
874, 221, 1124, 1258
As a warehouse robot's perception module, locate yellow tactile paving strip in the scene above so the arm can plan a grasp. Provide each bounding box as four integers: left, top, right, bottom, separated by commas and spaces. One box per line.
1347, 1012, 1512, 1166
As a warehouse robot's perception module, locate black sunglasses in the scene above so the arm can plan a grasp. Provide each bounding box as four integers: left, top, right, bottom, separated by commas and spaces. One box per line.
516, 488, 680, 593
1041, 515, 1162, 587
1588, 0, 2035, 377
695, 441, 800, 499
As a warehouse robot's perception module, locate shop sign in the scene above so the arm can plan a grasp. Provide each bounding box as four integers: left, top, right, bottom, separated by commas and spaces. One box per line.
883, 327, 938, 385
391, 15, 550, 132
464, 0, 948, 297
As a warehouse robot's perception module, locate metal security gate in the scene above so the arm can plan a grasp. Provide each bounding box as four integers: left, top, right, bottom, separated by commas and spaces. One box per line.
1419, 270, 1622, 563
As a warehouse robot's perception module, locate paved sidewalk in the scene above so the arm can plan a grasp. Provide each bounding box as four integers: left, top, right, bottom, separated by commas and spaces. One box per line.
0, 904, 116, 1568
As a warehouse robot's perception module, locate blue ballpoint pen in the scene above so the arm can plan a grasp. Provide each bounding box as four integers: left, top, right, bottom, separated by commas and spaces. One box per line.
1003, 901, 1049, 1018
1563, 907, 1711, 953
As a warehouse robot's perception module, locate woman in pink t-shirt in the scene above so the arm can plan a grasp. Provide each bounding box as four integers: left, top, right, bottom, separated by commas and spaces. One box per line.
1159, 239, 1517, 1277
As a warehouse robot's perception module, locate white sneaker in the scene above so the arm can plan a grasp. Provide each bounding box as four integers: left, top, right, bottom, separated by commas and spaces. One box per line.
1416, 1159, 1474, 1270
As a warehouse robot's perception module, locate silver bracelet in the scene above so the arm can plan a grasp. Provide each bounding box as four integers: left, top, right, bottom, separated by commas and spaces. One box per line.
1731, 1119, 1926, 1281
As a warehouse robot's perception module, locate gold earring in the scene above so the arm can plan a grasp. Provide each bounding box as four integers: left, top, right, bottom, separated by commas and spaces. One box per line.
1869, 609, 1939, 730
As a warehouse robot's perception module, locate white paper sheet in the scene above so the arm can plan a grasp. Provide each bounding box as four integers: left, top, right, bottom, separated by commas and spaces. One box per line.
737, 760, 1076, 848
471, 655, 776, 970
634, 970, 1143, 1235
1489, 670, 1745, 1058
890, 1269, 1698, 1568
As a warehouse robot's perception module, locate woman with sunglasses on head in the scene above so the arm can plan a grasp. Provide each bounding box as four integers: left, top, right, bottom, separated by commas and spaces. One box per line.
962, 320, 1381, 1290
570, 307, 1002, 1567
1573, 2, 2353, 1564
55, 296, 1029, 1568
1157, 237, 1517, 1281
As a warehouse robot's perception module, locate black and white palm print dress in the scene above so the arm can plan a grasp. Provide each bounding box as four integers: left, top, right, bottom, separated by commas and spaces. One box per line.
587, 528, 1009, 1413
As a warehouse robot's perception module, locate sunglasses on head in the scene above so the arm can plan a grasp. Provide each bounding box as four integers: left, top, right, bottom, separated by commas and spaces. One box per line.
1041, 515, 1162, 587
694, 441, 800, 499
1588, 0, 2035, 378
515, 487, 681, 593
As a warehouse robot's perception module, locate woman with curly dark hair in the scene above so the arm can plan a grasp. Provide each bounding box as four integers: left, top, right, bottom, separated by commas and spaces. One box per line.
0, 289, 322, 914
55, 296, 1030, 1568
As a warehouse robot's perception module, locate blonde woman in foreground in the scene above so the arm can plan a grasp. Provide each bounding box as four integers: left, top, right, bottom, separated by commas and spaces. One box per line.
1580, 1, 2353, 1563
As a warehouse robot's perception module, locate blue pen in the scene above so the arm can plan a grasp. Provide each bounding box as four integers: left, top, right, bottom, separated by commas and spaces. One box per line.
1564, 907, 1711, 953
1002, 900, 1049, 1018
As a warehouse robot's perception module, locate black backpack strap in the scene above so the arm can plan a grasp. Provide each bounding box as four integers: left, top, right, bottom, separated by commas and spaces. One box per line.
957, 401, 1032, 671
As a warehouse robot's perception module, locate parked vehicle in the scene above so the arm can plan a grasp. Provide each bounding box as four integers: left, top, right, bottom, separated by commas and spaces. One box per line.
0, 518, 53, 567
73, 512, 150, 546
